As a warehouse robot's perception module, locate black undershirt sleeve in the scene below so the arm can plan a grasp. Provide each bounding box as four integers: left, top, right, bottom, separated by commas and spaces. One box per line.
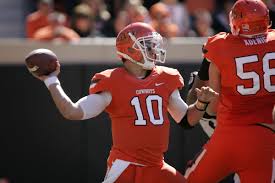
178, 112, 216, 129
198, 58, 210, 81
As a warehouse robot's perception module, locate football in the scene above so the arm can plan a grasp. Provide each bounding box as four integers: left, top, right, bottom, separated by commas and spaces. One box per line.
25, 48, 58, 76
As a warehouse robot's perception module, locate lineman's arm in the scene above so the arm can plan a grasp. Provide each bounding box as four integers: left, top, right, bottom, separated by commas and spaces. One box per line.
186, 58, 210, 104
186, 74, 208, 105
168, 88, 218, 128
206, 62, 220, 116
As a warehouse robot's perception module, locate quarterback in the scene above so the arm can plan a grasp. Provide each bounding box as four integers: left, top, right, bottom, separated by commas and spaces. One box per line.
29, 22, 217, 182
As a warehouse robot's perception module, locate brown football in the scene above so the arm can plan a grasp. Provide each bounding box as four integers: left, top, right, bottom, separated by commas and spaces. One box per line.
25, 48, 58, 76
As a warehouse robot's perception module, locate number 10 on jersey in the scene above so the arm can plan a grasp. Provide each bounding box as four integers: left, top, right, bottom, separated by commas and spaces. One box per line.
131, 95, 164, 126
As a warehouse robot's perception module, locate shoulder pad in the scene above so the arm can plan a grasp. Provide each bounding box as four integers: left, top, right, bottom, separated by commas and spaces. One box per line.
155, 66, 184, 90
156, 66, 180, 76
89, 68, 121, 94
205, 32, 228, 48
91, 68, 116, 82
203, 32, 229, 63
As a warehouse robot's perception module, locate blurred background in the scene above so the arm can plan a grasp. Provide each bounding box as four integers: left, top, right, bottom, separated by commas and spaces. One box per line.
0, 0, 274, 183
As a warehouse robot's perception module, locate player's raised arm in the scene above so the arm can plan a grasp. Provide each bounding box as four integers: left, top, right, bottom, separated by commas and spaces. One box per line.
186, 58, 210, 105
186, 72, 208, 105
25, 49, 111, 120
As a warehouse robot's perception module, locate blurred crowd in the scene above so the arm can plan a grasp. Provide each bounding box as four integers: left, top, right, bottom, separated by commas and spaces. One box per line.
25, 0, 275, 42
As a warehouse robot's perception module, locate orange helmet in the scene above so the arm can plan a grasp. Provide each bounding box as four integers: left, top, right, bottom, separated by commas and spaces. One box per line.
229, 0, 270, 36
116, 22, 166, 70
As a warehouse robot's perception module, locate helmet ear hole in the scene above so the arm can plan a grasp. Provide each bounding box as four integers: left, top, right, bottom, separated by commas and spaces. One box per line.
127, 47, 136, 54
121, 58, 127, 63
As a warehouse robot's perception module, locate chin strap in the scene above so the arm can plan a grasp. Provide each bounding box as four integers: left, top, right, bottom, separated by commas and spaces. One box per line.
116, 51, 153, 70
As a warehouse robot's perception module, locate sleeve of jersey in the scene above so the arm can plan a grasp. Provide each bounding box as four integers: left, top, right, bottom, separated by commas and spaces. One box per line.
168, 69, 184, 91
202, 34, 223, 69
89, 73, 110, 94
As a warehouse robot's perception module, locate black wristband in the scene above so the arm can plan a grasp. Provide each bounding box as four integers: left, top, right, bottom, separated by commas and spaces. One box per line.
203, 112, 216, 119
195, 100, 209, 111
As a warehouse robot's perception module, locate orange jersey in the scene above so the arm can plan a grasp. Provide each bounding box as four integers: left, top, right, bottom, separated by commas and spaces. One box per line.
89, 66, 184, 165
204, 30, 275, 126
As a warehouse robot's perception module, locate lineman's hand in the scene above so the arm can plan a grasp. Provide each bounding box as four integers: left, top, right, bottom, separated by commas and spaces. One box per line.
30, 62, 61, 81
195, 86, 218, 103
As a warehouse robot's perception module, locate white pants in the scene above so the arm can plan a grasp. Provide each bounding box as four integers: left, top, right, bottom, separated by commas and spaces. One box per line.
102, 159, 145, 183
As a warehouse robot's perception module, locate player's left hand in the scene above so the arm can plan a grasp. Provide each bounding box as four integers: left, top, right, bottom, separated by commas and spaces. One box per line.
195, 86, 218, 103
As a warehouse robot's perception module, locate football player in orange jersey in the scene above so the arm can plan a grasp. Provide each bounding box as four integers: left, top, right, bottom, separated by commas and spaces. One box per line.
29, 22, 217, 182
186, 70, 240, 183
184, 0, 275, 183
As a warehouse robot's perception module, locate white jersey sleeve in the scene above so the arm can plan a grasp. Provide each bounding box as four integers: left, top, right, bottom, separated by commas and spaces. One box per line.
167, 89, 188, 123
77, 91, 112, 120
